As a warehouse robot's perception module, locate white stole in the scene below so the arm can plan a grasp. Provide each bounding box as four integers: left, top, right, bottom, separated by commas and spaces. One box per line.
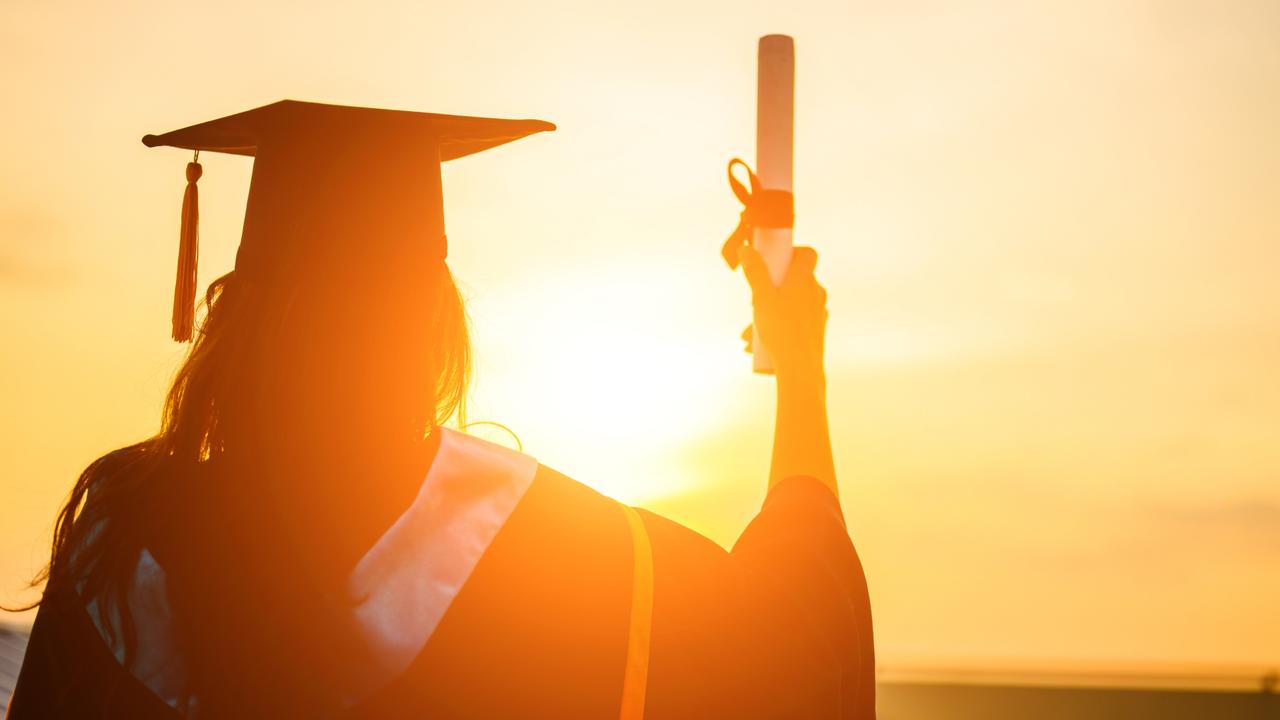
89, 427, 538, 711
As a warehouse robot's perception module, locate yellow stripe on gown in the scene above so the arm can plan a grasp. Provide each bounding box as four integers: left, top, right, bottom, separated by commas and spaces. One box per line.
619, 505, 653, 720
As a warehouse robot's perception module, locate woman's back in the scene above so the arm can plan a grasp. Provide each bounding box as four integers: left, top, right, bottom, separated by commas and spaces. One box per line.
11, 429, 873, 718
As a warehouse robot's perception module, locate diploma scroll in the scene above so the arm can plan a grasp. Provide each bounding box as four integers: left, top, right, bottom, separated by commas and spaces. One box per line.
752, 34, 795, 374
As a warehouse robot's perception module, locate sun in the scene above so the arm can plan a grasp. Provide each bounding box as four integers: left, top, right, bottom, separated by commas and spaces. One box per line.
462, 259, 737, 505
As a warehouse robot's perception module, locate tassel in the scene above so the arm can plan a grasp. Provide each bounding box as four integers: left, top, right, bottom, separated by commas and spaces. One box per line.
172, 152, 202, 342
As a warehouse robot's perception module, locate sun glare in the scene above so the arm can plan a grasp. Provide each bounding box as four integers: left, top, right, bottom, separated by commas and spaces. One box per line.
465, 261, 736, 504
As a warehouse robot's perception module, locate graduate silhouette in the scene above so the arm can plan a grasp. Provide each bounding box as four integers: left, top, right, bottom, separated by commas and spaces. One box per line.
7, 101, 875, 719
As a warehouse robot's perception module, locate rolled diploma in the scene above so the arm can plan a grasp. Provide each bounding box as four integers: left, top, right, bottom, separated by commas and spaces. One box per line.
753, 34, 796, 373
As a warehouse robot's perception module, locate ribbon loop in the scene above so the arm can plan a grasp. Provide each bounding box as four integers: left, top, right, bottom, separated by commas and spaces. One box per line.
721, 158, 794, 269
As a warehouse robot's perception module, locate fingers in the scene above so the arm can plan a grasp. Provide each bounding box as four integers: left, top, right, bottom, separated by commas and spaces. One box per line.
744, 245, 823, 298
739, 246, 774, 298
784, 246, 818, 286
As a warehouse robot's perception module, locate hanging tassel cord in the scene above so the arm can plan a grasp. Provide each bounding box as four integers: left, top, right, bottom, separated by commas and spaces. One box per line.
172, 153, 202, 342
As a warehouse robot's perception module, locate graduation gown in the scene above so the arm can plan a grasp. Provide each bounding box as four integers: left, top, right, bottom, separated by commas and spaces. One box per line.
8, 428, 875, 719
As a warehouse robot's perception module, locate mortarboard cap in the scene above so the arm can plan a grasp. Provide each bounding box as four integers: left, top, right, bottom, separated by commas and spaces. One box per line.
144, 100, 554, 341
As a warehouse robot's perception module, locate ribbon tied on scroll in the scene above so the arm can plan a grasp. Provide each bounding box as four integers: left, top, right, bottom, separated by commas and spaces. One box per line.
721, 157, 794, 269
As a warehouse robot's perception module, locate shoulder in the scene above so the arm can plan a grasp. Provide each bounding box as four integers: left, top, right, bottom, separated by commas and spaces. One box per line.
525, 463, 619, 511
503, 463, 634, 558
518, 466, 734, 574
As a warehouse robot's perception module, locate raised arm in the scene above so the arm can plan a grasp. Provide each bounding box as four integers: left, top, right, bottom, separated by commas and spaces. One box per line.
739, 246, 837, 498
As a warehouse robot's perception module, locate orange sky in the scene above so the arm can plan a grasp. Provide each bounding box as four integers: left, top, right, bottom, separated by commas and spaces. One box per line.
2, 0, 1277, 672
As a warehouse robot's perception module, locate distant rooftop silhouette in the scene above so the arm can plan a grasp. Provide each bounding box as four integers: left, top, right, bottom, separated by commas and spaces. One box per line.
1, 624, 29, 702
4, 621, 1275, 719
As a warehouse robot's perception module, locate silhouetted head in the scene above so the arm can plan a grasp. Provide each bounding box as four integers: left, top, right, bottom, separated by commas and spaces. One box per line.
141, 101, 552, 466
167, 260, 470, 471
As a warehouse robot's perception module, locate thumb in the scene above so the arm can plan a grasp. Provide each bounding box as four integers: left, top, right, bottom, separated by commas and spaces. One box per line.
740, 246, 774, 297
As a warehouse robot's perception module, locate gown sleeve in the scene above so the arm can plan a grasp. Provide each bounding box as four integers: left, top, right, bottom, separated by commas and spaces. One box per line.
640, 475, 875, 720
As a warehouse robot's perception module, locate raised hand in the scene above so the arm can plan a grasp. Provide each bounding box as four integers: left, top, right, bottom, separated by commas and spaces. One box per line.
739, 245, 828, 381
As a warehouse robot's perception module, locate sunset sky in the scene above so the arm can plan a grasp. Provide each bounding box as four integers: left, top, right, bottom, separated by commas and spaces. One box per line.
2, 0, 1277, 674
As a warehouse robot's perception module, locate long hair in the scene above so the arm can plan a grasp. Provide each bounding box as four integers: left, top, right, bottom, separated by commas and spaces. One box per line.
15, 260, 472, 715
